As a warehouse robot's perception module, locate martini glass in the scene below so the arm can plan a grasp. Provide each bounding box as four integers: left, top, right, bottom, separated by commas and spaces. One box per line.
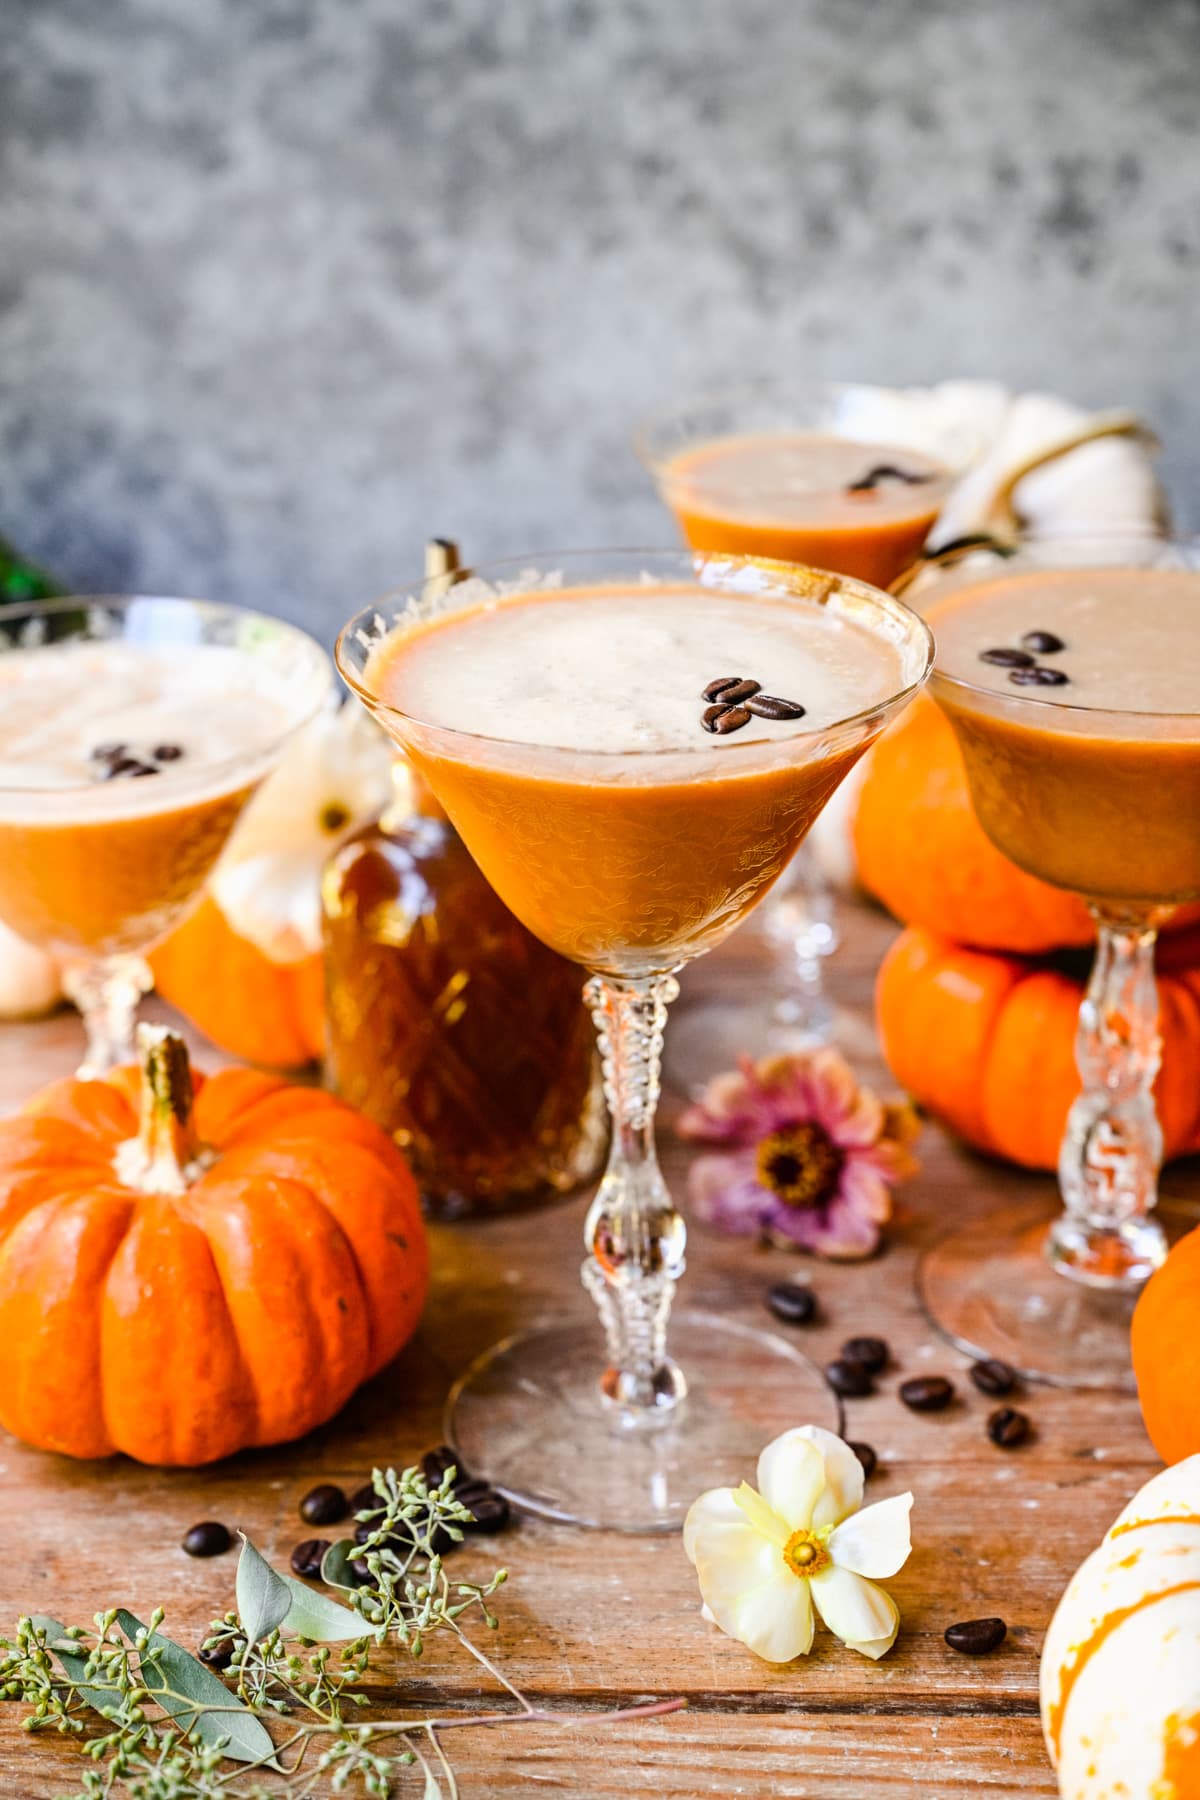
0, 596, 331, 1075
917, 538, 1200, 1389
338, 549, 932, 1530
635, 383, 966, 1078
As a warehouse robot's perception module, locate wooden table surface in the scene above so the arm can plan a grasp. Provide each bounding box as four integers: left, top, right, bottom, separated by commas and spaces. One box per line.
0, 898, 1191, 1799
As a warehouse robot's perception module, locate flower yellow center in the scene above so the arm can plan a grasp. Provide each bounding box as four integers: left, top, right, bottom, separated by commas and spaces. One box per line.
782, 1528, 830, 1579
320, 800, 351, 834
757, 1121, 843, 1209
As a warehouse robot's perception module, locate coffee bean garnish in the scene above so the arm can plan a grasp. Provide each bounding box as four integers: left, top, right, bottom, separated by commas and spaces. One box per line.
899, 1375, 955, 1412
847, 464, 932, 492
1020, 630, 1065, 655
1009, 665, 1069, 687
841, 1336, 889, 1376
182, 1521, 232, 1558
455, 1479, 511, 1533
152, 743, 184, 762
847, 1440, 877, 1479
101, 756, 160, 780
945, 1617, 1007, 1656
712, 705, 752, 734
90, 742, 128, 764
745, 695, 807, 720
970, 1358, 1018, 1397
299, 1482, 348, 1526
979, 647, 1035, 669
825, 1358, 874, 1399
702, 676, 742, 702
290, 1537, 331, 1580
702, 702, 735, 731
766, 1280, 817, 1325
718, 678, 762, 704
988, 1405, 1032, 1448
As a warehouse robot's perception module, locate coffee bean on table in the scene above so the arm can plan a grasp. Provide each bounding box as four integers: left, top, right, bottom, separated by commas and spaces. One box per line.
825, 1358, 874, 1399
299, 1483, 348, 1526
970, 1358, 1018, 1397
182, 1521, 232, 1558
1020, 630, 1065, 655
847, 1441, 877, 1479
899, 1376, 955, 1413
1009, 665, 1069, 687
423, 1444, 469, 1487
988, 1406, 1032, 1448
199, 1641, 234, 1670
766, 1281, 817, 1326
979, 647, 1035, 669
945, 1617, 1007, 1656
290, 1538, 331, 1580
348, 1556, 373, 1586
350, 1482, 380, 1515
455, 1480, 511, 1533
841, 1336, 889, 1376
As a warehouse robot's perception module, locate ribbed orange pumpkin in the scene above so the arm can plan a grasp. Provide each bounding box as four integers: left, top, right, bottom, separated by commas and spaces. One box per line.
877, 925, 1200, 1170
151, 895, 325, 1071
854, 697, 1098, 954
0, 1028, 427, 1464
1133, 1226, 1200, 1466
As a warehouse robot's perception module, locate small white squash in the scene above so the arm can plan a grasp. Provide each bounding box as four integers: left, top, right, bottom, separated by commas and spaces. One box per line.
1040, 1456, 1200, 1800
0, 915, 61, 1019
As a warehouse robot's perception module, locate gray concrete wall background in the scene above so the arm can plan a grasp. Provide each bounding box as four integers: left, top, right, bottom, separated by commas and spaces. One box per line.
1, 0, 1197, 641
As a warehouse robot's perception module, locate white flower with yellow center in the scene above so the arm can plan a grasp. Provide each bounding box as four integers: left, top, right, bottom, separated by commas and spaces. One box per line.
684, 1425, 913, 1664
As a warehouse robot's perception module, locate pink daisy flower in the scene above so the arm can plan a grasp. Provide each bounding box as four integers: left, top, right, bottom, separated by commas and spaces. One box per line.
676, 1048, 920, 1260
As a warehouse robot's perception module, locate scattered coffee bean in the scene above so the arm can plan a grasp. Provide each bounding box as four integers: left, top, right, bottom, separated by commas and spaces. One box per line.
182, 1521, 232, 1559
199, 1641, 234, 1670
847, 464, 930, 492
455, 1480, 511, 1533
766, 1280, 817, 1325
1020, 630, 1065, 655
712, 705, 752, 735
744, 694, 807, 720
350, 1482, 380, 1515
899, 1375, 955, 1413
945, 1617, 1007, 1656
423, 1444, 469, 1488
988, 1406, 1032, 1448
715, 678, 761, 704
979, 647, 1035, 669
702, 676, 741, 702
290, 1538, 331, 1580
702, 703, 734, 731
102, 756, 160, 780
825, 1358, 874, 1399
1009, 665, 1069, 687
970, 1358, 1018, 1398
89, 741, 127, 763
841, 1336, 889, 1376
348, 1556, 373, 1586
354, 1517, 378, 1546
299, 1483, 348, 1526
847, 1441, 877, 1479
152, 743, 184, 762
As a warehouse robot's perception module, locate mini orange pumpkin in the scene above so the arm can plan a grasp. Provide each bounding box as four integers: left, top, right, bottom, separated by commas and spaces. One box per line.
1133, 1226, 1200, 1467
0, 1026, 427, 1465
876, 925, 1200, 1170
151, 895, 325, 1070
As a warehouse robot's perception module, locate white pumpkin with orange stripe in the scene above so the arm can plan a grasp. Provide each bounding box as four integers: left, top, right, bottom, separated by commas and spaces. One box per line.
1040, 1456, 1200, 1800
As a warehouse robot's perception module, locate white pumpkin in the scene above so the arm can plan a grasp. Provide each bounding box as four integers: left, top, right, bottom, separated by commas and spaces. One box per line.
0, 915, 62, 1020
1040, 1455, 1200, 1800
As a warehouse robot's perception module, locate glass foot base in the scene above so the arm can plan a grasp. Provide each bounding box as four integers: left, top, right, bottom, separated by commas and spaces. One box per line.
917, 1196, 1151, 1391
445, 1310, 842, 1532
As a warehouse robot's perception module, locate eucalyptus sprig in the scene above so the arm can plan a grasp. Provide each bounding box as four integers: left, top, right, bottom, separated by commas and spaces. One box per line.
0, 1462, 683, 1799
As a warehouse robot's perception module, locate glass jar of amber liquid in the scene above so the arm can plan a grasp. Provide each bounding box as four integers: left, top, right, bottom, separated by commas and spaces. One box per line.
322, 765, 605, 1218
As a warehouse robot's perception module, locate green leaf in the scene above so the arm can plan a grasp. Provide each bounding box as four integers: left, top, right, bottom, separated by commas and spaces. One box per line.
235, 1536, 292, 1646
115, 1609, 276, 1768
29, 1616, 122, 1717
320, 1538, 360, 1592
277, 1571, 364, 1642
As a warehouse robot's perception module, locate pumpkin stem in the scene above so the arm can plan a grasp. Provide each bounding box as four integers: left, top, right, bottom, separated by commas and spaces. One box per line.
132, 1024, 200, 1194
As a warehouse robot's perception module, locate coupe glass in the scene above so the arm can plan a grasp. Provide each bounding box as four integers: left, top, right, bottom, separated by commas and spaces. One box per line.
338, 550, 933, 1530
635, 382, 967, 1077
917, 538, 1200, 1389
0, 596, 331, 1075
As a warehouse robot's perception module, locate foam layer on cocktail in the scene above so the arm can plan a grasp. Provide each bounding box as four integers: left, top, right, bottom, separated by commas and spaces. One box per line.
368, 582, 910, 974
929, 566, 1200, 906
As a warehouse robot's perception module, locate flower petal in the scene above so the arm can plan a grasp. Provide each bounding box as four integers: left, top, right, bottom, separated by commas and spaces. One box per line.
684, 1485, 764, 1565
700, 1555, 816, 1663
810, 1564, 900, 1657
793, 1428, 864, 1530
686, 1154, 769, 1234
828, 1492, 914, 1579
755, 1432, 828, 1530
838, 1157, 895, 1224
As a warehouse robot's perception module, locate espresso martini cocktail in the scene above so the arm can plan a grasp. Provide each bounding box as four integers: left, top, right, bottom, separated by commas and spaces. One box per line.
339, 550, 933, 1530
0, 598, 331, 1076
919, 543, 1200, 1390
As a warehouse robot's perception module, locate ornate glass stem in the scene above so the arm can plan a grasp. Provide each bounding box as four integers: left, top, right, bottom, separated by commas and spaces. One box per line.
61, 953, 154, 1080
1050, 906, 1170, 1287
582, 973, 687, 1427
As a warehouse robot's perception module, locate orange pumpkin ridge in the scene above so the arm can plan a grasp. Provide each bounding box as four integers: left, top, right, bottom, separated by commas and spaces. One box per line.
0, 1026, 426, 1465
